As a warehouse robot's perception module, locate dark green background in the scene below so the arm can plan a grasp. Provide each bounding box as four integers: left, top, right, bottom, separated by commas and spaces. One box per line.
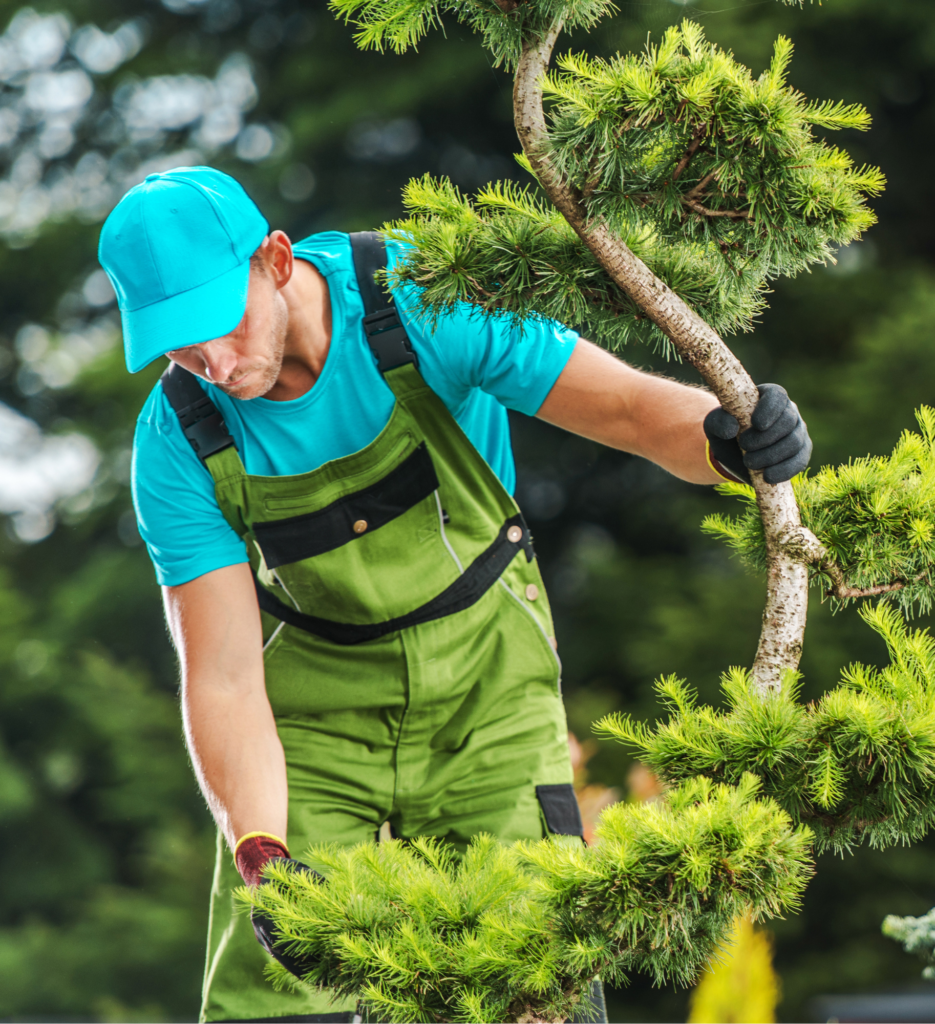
1, 0, 934, 1019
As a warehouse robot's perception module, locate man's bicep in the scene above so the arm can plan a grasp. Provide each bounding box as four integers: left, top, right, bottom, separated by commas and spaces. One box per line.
163, 562, 264, 690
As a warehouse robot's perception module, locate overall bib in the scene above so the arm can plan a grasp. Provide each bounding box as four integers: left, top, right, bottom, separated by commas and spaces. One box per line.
162, 235, 583, 1023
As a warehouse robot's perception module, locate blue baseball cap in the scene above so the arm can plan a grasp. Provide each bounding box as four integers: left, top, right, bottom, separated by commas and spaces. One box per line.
98, 166, 269, 373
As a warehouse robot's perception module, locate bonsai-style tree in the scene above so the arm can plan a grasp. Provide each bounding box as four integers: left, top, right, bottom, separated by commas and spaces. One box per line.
245, 2, 935, 1020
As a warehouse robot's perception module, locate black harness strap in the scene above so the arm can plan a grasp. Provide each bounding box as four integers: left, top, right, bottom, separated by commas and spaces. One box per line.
160, 362, 234, 463
349, 231, 418, 373
255, 513, 534, 646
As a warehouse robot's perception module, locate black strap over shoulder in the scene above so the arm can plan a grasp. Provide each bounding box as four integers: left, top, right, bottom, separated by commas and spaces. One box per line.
349, 230, 418, 374
160, 362, 235, 463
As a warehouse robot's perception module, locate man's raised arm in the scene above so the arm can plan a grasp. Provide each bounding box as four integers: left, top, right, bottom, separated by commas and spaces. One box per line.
537, 338, 811, 486
163, 563, 289, 869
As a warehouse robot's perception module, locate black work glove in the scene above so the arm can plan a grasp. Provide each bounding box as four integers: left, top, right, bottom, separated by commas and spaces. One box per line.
251, 857, 325, 980
704, 383, 812, 485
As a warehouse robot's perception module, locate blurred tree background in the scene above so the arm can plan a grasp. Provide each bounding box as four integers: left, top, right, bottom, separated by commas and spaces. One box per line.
1, 0, 934, 1020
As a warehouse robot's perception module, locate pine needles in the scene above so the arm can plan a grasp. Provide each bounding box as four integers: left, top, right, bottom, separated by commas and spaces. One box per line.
382, 21, 882, 358
542, 21, 883, 265
385, 175, 761, 356
329, 0, 617, 70
241, 778, 812, 1023
597, 603, 935, 853
703, 407, 935, 615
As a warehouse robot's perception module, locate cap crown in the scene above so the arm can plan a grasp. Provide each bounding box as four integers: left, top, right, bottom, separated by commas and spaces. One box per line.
100, 166, 268, 312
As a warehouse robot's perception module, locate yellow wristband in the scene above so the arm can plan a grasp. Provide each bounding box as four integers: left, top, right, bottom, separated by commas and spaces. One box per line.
233, 831, 289, 857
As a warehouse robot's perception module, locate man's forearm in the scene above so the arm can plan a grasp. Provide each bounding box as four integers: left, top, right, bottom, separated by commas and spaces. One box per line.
182, 674, 288, 850
537, 339, 722, 484
163, 563, 289, 852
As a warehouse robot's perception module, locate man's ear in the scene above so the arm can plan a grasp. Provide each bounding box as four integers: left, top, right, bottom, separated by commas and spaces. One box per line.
265, 230, 294, 289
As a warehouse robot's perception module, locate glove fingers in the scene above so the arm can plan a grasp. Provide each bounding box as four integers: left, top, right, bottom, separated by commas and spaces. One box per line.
743, 422, 810, 472
762, 437, 813, 484
739, 402, 799, 452
704, 406, 740, 441
252, 909, 317, 979
751, 383, 790, 432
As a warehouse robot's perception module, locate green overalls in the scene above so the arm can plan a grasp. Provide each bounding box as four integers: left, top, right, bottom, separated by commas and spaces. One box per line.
161, 234, 581, 1023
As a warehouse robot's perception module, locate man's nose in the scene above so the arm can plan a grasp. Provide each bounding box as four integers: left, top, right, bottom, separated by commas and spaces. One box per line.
199, 341, 238, 383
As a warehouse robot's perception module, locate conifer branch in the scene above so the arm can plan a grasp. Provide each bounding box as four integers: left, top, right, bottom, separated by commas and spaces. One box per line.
241, 778, 813, 1022
597, 603, 935, 852
513, 17, 814, 694
705, 408, 935, 616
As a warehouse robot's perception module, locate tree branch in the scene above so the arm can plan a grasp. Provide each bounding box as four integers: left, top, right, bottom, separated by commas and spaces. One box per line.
685, 167, 721, 200
492, 0, 526, 11
820, 558, 910, 601
514, 20, 812, 695
672, 132, 704, 182
682, 197, 752, 220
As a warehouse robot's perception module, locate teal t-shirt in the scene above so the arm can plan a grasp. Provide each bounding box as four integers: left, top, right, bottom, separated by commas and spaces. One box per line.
132, 232, 579, 587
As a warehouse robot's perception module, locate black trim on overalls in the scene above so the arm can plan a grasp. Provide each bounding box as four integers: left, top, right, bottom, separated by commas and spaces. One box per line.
253, 442, 439, 569
254, 513, 534, 645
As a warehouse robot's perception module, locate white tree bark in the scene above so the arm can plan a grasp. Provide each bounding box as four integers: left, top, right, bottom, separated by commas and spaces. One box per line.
513, 21, 820, 693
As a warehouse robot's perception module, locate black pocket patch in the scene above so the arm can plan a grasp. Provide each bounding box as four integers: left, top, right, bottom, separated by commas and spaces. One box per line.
536, 783, 584, 837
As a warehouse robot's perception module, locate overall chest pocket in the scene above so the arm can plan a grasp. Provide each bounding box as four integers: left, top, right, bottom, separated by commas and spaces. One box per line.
252, 443, 457, 623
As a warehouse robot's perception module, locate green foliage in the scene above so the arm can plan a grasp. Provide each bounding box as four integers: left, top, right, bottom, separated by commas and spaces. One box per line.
242, 776, 812, 1024
704, 407, 935, 615
544, 22, 882, 264
597, 603, 935, 854
385, 175, 765, 354
329, 0, 616, 70
882, 906, 935, 981
384, 22, 882, 356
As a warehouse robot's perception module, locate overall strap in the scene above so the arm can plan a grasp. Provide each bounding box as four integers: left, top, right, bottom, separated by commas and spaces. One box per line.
160, 362, 235, 464
349, 231, 418, 374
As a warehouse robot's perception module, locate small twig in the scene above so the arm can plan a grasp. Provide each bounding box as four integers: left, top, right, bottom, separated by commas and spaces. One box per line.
819, 557, 914, 600
681, 196, 751, 220
492, 0, 525, 11
462, 272, 495, 298
685, 167, 721, 201
672, 130, 705, 182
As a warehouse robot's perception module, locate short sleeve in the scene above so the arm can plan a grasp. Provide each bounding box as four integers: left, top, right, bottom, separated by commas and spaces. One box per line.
387, 241, 579, 416
132, 387, 249, 587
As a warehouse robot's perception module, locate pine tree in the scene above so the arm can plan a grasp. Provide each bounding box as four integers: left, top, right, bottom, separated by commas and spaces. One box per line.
240, 1, 935, 1020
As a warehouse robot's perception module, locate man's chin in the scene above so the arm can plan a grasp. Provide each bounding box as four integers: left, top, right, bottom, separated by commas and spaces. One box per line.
218, 374, 274, 400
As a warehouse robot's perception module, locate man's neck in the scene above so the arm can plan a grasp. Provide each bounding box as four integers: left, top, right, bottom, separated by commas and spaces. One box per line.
264, 258, 332, 402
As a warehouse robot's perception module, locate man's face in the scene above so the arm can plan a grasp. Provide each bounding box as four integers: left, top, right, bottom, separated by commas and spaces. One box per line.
166, 260, 289, 401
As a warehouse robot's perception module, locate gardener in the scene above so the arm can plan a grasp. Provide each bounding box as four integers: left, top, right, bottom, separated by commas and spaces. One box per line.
99, 166, 811, 1024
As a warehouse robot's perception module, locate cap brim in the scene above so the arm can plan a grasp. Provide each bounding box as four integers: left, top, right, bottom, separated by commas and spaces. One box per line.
122, 259, 251, 373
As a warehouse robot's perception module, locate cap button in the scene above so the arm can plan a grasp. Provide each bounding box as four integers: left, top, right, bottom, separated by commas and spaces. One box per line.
144, 173, 161, 182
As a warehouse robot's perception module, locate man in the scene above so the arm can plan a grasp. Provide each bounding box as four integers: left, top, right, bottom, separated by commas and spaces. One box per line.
99, 166, 810, 1024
